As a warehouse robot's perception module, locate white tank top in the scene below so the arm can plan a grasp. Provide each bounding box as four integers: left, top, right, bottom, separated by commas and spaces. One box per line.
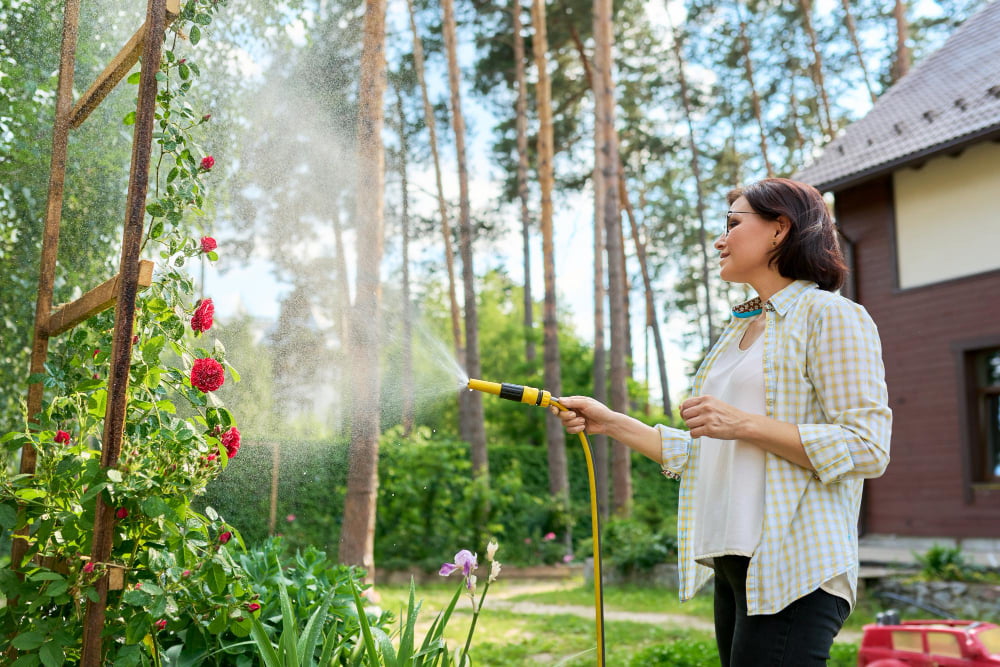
691, 328, 854, 607
693, 332, 767, 563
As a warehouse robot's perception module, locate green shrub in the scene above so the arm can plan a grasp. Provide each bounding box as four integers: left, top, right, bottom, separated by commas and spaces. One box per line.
628, 638, 721, 666
200, 427, 682, 571
830, 642, 859, 666
913, 544, 1000, 583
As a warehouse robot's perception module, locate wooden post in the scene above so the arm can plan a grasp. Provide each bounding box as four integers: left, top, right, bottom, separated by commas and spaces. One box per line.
80, 0, 167, 662
12, 0, 82, 571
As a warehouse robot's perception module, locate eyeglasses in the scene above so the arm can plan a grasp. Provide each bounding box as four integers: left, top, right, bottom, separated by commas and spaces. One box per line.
723, 210, 756, 237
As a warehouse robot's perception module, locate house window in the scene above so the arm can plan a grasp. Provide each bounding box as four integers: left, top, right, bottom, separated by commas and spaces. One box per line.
972, 348, 1000, 482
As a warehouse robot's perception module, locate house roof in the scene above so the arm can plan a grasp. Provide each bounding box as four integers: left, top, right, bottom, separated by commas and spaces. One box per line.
794, 0, 1000, 192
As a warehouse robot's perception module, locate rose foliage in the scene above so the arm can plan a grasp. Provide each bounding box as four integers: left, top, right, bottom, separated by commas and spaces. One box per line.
0, 1, 265, 663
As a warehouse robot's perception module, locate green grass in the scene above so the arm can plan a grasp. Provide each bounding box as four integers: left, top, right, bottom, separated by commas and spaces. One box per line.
512, 582, 716, 619
375, 579, 865, 665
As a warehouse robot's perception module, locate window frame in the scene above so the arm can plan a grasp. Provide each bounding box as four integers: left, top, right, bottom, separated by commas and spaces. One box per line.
955, 337, 1000, 500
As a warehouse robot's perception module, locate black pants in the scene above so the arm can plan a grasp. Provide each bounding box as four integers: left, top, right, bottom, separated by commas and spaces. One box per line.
712, 556, 850, 666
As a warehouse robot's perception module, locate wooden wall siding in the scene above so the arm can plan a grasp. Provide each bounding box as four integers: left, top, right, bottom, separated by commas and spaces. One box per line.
835, 176, 1000, 538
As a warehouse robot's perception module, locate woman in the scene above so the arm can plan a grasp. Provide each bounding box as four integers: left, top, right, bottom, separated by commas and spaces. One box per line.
554, 178, 891, 665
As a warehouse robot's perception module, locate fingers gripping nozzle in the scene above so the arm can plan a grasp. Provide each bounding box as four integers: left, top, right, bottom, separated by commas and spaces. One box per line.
467, 378, 552, 408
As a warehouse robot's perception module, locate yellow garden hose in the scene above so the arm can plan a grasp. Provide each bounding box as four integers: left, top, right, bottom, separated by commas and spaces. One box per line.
467, 379, 605, 667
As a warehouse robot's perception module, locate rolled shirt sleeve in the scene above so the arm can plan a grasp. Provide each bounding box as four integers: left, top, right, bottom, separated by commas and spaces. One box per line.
658, 423, 693, 479
797, 299, 892, 483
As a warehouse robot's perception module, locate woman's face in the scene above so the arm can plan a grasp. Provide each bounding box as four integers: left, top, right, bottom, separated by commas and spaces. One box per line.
714, 196, 782, 284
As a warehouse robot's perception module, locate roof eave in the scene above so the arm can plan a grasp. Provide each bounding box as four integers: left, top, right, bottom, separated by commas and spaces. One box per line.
810, 125, 1000, 193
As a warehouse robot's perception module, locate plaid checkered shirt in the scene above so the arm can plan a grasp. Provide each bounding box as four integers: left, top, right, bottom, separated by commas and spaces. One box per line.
660, 279, 892, 615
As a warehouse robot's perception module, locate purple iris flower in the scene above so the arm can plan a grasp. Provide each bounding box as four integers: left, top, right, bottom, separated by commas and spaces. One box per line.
439, 549, 478, 589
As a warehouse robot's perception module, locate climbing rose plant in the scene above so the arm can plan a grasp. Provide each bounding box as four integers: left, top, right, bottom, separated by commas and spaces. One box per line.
0, 1, 251, 663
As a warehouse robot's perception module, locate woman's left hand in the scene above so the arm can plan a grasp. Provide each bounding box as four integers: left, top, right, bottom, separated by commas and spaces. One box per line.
680, 395, 749, 440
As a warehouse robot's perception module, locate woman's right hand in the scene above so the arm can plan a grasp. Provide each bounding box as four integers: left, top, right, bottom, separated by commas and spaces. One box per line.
550, 396, 618, 435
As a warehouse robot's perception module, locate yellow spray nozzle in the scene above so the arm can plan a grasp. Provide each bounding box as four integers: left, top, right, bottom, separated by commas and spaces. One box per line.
467, 378, 553, 408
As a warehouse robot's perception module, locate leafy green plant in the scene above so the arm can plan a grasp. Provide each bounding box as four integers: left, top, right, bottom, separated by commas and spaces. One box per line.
586, 517, 677, 574
0, 1, 249, 662
912, 544, 1000, 583
626, 638, 721, 666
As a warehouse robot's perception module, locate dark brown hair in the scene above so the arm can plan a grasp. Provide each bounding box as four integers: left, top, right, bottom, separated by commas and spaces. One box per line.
727, 178, 847, 292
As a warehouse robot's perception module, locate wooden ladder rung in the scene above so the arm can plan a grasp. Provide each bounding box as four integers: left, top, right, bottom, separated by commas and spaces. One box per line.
45, 260, 154, 336
69, 0, 181, 129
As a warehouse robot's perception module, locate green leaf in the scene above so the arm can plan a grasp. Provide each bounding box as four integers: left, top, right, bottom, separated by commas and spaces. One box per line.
155, 400, 176, 414
127, 71, 141, 84
39, 642, 64, 667
45, 580, 68, 598
123, 111, 136, 125
107, 469, 123, 483
146, 201, 165, 218
249, 616, 280, 667
207, 250, 218, 261
155, 71, 167, 83
15, 488, 46, 501
0, 502, 17, 529
190, 25, 201, 45
12, 631, 46, 650
351, 583, 380, 666
150, 220, 164, 239
141, 496, 170, 518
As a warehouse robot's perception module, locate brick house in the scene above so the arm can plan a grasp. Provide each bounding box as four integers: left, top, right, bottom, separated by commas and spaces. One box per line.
795, 0, 1000, 545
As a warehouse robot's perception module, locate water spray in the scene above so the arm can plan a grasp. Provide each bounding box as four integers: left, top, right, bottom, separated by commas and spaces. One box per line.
467, 378, 605, 667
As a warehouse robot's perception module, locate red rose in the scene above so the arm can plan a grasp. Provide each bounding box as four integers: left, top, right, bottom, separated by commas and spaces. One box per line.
115, 507, 128, 519
93, 348, 100, 359
83, 562, 95, 574
155, 619, 167, 630
202, 113, 212, 122
200, 155, 215, 171
190, 358, 225, 392
191, 298, 215, 333
204, 453, 218, 462
221, 427, 241, 459
248, 602, 261, 612
200, 236, 217, 253
132, 334, 139, 345
218, 531, 232, 544
54, 430, 70, 445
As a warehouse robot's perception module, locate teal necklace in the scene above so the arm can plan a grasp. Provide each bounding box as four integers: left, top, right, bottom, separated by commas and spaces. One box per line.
732, 297, 764, 318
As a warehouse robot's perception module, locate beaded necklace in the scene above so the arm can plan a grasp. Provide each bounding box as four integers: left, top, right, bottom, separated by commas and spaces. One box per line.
732, 296, 764, 318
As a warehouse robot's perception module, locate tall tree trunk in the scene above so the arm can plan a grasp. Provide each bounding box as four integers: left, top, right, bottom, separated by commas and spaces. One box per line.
892, 0, 911, 82
594, 0, 630, 516
738, 19, 774, 178
407, 0, 462, 360
443, 0, 488, 476
841, 0, 877, 103
667, 12, 716, 347
512, 0, 536, 364
340, 0, 387, 584
788, 87, 807, 167
530, 0, 569, 503
619, 176, 670, 416
583, 23, 610, 519
396, 85, 415, 436
798, 0, 834, 138
332, 197, 350, 347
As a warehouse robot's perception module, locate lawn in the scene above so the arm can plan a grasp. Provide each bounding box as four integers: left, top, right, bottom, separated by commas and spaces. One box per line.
375, 578, 864, 665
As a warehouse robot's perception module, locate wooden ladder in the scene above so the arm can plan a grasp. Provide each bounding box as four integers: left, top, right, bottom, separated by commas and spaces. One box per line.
11, 0, 181, 663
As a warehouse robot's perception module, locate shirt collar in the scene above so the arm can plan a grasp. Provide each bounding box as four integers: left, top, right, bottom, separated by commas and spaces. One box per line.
732, 279, 818, 318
